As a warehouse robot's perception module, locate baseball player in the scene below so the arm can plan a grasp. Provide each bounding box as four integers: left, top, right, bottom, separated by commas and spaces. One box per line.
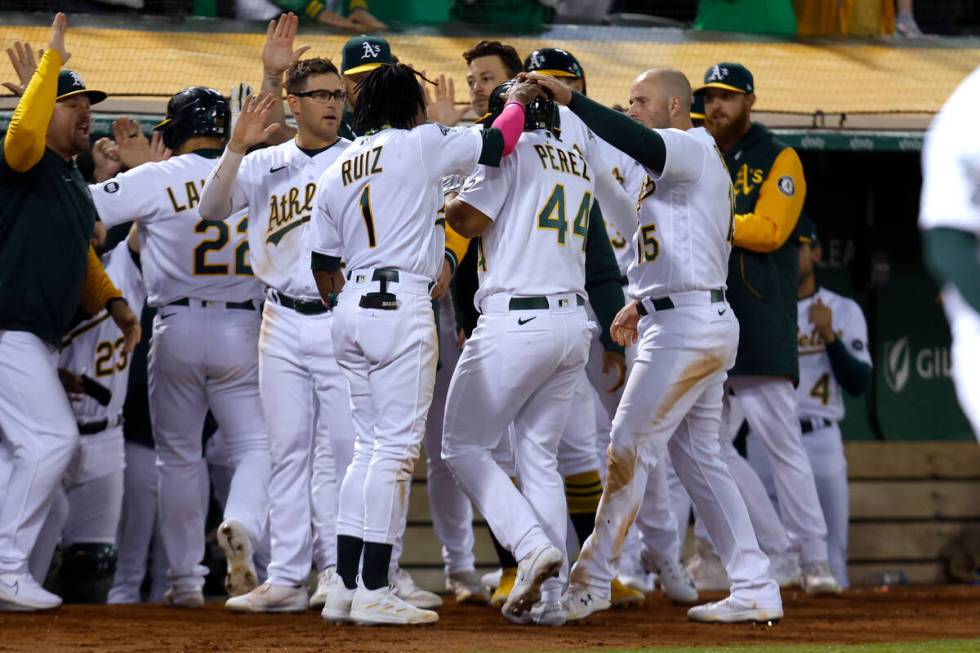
89, 87, 271, 608
309, 63, 530, 625
528, 69, 783, 624
920, 66, 980, 440
442, 78, 637, 626
199, 57, 355, 613
747, 216, 872, 588
698, 63, 838, 594
28, 228, 147, 603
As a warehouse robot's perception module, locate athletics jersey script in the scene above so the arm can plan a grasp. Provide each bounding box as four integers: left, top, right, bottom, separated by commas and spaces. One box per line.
59, 240, 147, 423
310, 123, 484, 280
797, 288, 872, 421
629, 127, 734, 299
91, 152, 262, 307
228, 138, 350, 298
458, 123, 597, 307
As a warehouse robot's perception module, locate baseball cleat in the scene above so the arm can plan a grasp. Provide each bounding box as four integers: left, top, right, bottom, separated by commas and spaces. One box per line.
687, 596, 783, 624
391, 567, 443, 609
490, 567, 517, 608
310, 568, 335, 609
321, 573, 356, 624
224, 581, 308, 613
501, 546, 563, 621
617, 571, 655, 594
801, 560, 842, 595
350, 581, 439, 626
685, 539, 729, 592
769, 551, 802, 589
0, 572, 62, 611
481, 567, 502, 593
562, 581, 611, 622
446, 570, 490, 604
644, 556, 699, 604
217, 519, 258, 597
531, 599, 567, 626
610, 578, 646, 608
162, 586, 205, 608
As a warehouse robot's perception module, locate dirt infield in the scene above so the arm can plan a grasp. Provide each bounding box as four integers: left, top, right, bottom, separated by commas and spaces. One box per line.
2, 585, 979, 653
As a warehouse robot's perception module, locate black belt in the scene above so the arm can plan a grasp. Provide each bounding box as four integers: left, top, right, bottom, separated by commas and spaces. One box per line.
509, 295, 585, 310
168, 298, 255, 311
800, 417, 833, 434
638, 288, 725, 315
271, 291, 329, 316
77, 415, 123, 436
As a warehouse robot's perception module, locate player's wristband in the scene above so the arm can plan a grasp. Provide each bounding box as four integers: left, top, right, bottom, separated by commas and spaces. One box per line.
311, 252, 342, 273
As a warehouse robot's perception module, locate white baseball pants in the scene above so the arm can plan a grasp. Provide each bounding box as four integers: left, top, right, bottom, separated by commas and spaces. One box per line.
259, 299, 354, 585
570, 301, 780, 607
148, 303, 271, 593
443, 294, 591, 600
0, 330, 79, 576
332, 270, 437, 547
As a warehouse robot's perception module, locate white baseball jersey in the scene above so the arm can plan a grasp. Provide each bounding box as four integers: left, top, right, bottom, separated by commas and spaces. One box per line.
458, 121, 597, 307
59, 240, 147, 423
225, 138, 350, 299
596, 137, 643, 277
310, 124, 484, 281
920, 66, 980, 235
91, 152, 262, 307
628, 127, 733, 299
797, 287, 872, 421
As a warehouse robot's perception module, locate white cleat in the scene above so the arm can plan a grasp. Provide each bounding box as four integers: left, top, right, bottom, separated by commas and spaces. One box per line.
481, 567, 502, 593
163, 586, 205, 608
685, 542, 730, 592
687, 596, 783, 624
446, 570, 489, 604
801, 560, 842, 595
645, 557, 699, 604
501, 546, 563, 621
310, 568, 335, 610
321, 573, 356, 624
769, 551, 802, 589
562, 581, 611, 622
617, 571, 655, 594
350, 581, 439, 626
224, 581, 308, 613
217, 519, 258, 597
531, 600, 566, 626
391, 567, 443, 609
0, 572, 62, 611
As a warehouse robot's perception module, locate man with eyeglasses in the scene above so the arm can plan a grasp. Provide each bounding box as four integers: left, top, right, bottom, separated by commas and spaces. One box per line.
199, 57, 354, 614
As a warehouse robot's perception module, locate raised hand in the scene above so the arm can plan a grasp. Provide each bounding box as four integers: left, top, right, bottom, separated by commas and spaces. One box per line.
505, 80, 545, 106
425, 74, 467, 127
111, 117, 156, 169
262, 13, 311, 76
228, 92, 280, 154
2, 41, 42, 96
520, 72, 573, 105
91, 136, 122, 182
148, 130, 172, 162
49, 12, 70, 64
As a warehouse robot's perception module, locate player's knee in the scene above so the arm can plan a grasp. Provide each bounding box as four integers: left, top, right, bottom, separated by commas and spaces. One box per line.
51, 542, 119, 604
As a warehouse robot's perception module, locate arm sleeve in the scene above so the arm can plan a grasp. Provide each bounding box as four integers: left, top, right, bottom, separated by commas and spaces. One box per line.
199, 148, 248, 220
825, 339, 871, 396
584, 203, 626, 354
444, 222, 470, 273
90, 162, 165, 227
79, 245, 123, 315
3, 49, 62, 173
923, 227, 980, 314
488, 101, 525, 156
733, 147, 806, 253
567, 91, 666, 175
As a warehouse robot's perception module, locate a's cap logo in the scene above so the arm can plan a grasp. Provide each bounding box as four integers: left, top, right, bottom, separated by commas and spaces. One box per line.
707, 65, 728, 82
68, 70, 84, 89
529, 52, 545, 69
884, 337, 911, 393
362, 42, 381, 59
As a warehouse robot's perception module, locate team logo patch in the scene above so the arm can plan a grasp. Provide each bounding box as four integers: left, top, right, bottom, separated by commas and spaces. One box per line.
777, 175, 795, 197
362, 42, 381, 59
852, 339, 864, 351
103, 181, 119, 193
707, 65, 728, 82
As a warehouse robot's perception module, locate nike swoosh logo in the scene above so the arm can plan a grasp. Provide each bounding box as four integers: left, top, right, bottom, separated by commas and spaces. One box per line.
0, 579, 19, 596
270, 165, 288, 173
717, 309, 727, 315
517, 317, 537, 326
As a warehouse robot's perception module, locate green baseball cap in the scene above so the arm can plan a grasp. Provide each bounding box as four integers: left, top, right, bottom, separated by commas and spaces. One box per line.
696, 62, 754, 95
341, 35, 393, 76
797, 214, 818, 246
691, 93, 705, 121
56, 70, 107, 104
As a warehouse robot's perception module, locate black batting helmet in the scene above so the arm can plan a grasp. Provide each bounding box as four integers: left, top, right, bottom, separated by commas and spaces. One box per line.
524, 48, 586, 95
154, 87, 230, 151
487, 80, 560, 135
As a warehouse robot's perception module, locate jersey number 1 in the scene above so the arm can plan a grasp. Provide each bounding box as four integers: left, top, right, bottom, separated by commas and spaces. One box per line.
194, 216, 252, 276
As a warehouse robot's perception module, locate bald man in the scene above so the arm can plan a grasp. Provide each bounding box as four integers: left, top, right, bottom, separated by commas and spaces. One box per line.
527, 68, 782, 624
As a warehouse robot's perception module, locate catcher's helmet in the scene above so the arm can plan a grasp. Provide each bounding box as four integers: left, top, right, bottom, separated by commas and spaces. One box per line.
523, 47, 586, 95
487, 80, 560, 135
154, 87, 230, 151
